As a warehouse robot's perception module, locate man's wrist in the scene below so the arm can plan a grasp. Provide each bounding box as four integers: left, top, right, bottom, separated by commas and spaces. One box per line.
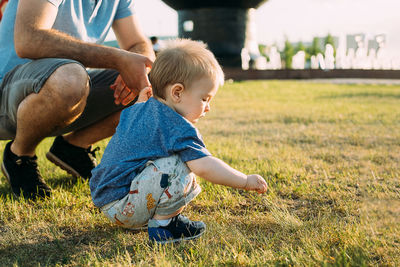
127, 41, 155, 61
112, 49, 130, 72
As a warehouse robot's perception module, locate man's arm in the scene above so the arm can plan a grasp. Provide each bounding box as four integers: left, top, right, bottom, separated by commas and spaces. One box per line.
14, 0, 151, 91
186, 156, 268, 193
112, 15, 155, 61
109, 15, 156, 105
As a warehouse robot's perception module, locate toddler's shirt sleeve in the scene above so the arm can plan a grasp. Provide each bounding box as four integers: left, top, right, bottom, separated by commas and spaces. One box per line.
173, 128, 211, 162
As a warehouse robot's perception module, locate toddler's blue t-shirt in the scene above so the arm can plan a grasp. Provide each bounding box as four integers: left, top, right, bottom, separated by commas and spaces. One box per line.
90, 97, 211, 208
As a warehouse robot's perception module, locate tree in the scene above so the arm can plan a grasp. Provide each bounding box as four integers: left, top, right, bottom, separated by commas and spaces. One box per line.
295, 41, 310, 62
283, 39, 294, 69
324, 33, 335, 47
324, 33, 336, 57
307, 37, 322, 57
258, 44, 269, 61
295, 41, 306, 53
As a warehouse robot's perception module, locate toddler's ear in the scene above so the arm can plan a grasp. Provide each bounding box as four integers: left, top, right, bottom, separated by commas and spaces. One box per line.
170, 83, 184, 103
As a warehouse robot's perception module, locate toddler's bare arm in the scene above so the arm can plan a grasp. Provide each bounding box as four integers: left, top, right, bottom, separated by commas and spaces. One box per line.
186, 156, 268, 193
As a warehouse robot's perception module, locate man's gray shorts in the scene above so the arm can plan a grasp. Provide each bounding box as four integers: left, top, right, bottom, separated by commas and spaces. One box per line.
0, 58, 128, 140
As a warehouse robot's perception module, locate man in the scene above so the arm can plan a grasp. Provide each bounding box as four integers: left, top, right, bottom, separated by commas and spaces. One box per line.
0, 0, 8, 21
0, 0, 155, 199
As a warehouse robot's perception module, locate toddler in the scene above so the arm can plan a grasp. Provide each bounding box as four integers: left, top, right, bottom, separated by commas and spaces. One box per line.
89, 39, 268, 244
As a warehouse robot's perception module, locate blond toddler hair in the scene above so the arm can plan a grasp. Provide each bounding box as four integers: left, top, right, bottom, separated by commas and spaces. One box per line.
149, 39, 224, 99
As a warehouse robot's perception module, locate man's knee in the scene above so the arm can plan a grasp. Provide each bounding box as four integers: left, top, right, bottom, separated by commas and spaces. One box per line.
44, 63, 89, 105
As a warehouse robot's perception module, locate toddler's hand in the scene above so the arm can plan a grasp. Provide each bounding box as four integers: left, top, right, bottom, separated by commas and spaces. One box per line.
244, 174, 268, 194
137, 86, 153, 103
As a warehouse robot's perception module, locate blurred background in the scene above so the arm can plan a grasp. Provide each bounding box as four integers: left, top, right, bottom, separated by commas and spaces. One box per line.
108, 0, 400, 70
1, 0, 398, 70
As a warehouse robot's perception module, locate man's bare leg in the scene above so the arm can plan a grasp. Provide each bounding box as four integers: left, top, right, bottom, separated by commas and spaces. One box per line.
2, 63, 90, 199
62, 110, 121, 149
11, 63, 90, 157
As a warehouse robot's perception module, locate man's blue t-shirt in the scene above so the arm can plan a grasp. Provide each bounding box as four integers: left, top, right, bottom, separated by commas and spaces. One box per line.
90, 98, 211, 208
0, 0, 134, 81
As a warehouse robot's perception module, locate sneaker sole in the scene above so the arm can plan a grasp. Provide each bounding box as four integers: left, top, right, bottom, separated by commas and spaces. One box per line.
1, 162, 18, 198
46, 151, 80, 178
150, 228, 206, 245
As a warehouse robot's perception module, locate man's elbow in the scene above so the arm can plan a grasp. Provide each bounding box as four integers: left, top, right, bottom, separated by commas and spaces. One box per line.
14, 32, 36, 58
14, 45, 28, 58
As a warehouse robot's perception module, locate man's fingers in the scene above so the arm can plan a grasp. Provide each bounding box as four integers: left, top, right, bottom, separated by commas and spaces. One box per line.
111, 75, 127, 103
111, 75, 124, 90
121, 91, 138, 106
114, 85, 127, 105
113, 88, 122, 104
114, 82, 129, 101
117, 86, 132, 104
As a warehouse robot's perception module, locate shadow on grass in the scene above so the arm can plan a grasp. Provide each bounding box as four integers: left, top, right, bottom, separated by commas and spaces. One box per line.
0, 227, 144, 266
46, 174, 81, 189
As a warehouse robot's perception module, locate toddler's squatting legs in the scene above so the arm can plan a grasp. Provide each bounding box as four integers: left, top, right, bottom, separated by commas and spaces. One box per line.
101, 155, 206, 244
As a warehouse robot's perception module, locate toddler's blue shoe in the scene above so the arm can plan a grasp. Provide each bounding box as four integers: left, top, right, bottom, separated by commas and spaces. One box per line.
148, 214, 206, 244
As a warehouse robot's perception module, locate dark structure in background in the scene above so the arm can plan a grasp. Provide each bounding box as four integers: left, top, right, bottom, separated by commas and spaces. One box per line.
161, 0, 268, 68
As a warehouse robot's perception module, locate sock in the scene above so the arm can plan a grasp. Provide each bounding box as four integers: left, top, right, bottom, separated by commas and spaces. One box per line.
7, 142, 35, 160
155, 218, 172, 226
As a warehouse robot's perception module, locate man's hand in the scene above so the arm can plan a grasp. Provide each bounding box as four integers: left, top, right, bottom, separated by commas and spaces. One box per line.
111, 53, 152, 106
244, 174, 268, 194
114, 52, 152, 104
111, 15, 154, 105
110, 74, 138, 105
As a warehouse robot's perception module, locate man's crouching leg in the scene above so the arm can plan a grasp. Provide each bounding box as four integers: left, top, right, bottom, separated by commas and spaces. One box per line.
1, 60, 89, 199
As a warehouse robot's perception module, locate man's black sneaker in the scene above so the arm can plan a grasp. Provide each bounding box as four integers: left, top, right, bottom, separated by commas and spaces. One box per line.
1, 141, 51, 199
148, 214, 206, 244
46, 136, 98, 179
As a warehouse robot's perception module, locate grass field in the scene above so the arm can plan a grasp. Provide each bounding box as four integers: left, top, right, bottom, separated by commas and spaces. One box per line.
0, 80, 399, 266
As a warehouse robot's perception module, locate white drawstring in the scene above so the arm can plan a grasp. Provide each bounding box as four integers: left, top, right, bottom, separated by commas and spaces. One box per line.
89, 0, 102, 23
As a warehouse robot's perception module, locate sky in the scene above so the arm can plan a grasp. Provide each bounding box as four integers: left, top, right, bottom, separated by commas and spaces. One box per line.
119, 0, 400, 56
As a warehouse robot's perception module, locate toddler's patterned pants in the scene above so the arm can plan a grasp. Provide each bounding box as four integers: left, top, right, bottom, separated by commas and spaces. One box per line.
101, 155, 201, 228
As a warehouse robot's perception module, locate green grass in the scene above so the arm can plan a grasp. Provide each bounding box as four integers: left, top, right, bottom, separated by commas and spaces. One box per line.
0, 80, 399, 266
